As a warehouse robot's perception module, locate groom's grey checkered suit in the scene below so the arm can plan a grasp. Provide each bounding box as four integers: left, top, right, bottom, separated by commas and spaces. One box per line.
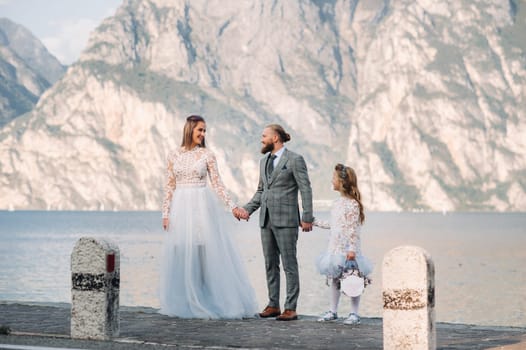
244, 148, 313, 311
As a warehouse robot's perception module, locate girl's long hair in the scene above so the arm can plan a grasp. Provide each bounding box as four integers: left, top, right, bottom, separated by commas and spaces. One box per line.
181, 115, 206, 149
335, 163, 365, 224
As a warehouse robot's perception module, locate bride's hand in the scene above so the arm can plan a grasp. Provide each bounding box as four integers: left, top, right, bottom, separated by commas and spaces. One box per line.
346, 251, 356, 260
232, 207, 250, 221
162, 218, 169, 231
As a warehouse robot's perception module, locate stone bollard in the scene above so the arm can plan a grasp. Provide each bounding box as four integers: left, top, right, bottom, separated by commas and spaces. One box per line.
383, 246, 436, 350
71, 237, 120, 340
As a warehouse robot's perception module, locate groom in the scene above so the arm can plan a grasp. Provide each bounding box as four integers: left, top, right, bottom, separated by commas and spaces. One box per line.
238, 124, 313, 321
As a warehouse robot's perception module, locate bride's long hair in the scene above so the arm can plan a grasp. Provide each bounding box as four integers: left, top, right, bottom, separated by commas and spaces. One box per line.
335, 163, 365, 224
181, 115, 206, 149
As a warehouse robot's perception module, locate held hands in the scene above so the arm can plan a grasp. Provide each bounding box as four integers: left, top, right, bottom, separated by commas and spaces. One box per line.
346, 251, 356, 261
162, 218, 169, 231
300, 221, 313, 232
232, 207, 250, 221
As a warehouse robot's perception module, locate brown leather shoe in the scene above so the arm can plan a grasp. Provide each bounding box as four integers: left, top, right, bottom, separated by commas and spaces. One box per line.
259, 306, 281, 318
276, 309, 298, 321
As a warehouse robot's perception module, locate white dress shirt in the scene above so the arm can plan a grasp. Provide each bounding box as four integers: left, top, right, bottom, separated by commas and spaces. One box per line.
271, 146, 286, 169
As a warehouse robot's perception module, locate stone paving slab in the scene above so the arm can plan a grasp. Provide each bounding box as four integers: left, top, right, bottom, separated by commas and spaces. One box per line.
0, 302, 525, 349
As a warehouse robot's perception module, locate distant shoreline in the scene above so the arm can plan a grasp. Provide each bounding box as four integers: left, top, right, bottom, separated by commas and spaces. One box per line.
1, 209, 526, 214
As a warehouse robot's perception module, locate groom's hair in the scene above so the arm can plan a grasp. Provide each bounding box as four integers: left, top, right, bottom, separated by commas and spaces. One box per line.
181, 115, 206, 149
266, 124, 291, 143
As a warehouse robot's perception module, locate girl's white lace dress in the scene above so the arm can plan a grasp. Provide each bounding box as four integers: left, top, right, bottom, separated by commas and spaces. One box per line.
160, 146, 258, 318
314, 196, 373, 278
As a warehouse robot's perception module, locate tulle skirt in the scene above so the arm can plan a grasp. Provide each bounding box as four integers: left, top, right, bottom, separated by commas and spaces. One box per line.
159, 185, 258, 319
315, 252, 373, 279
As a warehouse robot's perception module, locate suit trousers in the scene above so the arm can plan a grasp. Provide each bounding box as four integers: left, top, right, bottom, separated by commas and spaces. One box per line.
260, 218, 300, 311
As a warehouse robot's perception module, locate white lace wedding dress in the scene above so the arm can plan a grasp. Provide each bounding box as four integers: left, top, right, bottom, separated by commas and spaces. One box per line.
160, 146, 258, 319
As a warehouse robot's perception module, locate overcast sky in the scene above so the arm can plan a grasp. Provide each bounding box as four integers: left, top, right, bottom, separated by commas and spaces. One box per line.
0, 0, 123, 64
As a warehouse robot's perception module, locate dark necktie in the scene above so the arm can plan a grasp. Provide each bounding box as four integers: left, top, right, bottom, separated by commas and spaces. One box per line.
267, 154, 277, 177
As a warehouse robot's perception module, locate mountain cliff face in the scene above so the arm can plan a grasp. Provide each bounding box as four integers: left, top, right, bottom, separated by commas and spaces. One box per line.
0, 0, 525, 212
346, 0, 526, 210
0, 18, 66, 126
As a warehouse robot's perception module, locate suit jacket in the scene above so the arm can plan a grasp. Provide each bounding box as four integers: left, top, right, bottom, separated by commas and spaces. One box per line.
244, 148, 313, 228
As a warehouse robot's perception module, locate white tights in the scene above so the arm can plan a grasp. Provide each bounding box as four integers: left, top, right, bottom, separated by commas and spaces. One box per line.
329, 277, 361, 315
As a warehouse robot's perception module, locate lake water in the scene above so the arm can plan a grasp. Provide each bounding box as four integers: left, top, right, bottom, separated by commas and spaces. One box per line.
0, 211, 524, 327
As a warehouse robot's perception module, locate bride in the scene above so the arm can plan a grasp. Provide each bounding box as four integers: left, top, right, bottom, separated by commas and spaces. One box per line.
160, 115, 258, 319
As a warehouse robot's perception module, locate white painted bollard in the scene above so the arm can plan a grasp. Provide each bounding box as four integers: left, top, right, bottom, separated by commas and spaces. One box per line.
71, 237, 120, 340
383, 246, 436, 350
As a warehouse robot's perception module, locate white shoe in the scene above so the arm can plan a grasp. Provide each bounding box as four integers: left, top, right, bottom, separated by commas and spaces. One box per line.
343, 313, 360, 325
317, 310, 338, 322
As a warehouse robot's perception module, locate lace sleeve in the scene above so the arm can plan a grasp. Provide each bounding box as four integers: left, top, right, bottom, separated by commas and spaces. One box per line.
341, 200, 361, 252
161, 152, 176, 218
206, 151, 236, 210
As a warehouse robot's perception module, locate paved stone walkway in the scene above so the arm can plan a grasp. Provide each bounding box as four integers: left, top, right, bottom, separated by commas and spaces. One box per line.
0, 302, 525, 349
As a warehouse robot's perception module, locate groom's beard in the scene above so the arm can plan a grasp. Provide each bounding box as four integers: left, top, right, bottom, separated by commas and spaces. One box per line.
261, 142, 274, 154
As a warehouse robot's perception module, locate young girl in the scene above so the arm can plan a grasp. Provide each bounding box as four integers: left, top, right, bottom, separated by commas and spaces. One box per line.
314, 163, 372, 325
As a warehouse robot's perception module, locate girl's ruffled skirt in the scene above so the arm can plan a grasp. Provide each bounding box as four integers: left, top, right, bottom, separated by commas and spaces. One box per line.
315, 252, 373, 279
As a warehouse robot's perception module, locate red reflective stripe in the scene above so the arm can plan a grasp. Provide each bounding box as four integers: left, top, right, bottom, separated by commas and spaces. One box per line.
106, 253, 115, 273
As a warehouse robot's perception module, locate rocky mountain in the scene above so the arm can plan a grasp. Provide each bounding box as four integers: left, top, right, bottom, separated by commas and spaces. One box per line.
0, 18, 66, 126
0, 0, 525, 212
